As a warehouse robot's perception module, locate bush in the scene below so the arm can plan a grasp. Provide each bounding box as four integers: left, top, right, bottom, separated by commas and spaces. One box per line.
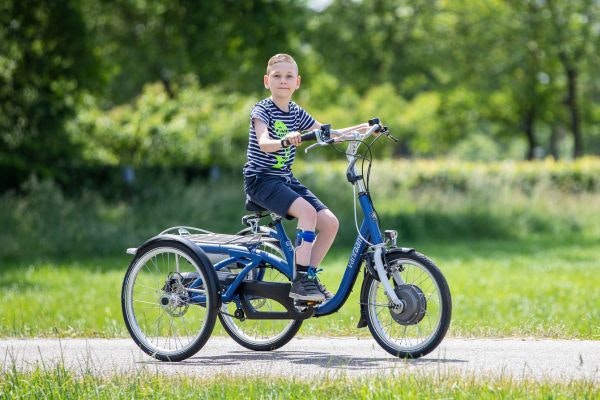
67, 80, 467, 173
2, 158, 599, 261
295, 157, 600, 242
68, 75, 255, 169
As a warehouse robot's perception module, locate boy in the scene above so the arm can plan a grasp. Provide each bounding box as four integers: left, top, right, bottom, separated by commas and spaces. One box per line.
243, 53, 369, 302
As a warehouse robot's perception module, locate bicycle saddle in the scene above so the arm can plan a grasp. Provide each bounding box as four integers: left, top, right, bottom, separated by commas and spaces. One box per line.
245, 198, 267, 212
245, 197, 294, 220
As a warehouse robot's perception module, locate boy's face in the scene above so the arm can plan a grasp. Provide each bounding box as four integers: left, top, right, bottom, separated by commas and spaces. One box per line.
264, 62, 301, 100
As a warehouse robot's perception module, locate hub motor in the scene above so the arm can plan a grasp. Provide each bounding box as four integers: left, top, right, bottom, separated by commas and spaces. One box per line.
389, 284, 427, 325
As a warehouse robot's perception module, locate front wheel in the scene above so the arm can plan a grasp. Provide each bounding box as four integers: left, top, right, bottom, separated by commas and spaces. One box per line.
361, 249, 451, 358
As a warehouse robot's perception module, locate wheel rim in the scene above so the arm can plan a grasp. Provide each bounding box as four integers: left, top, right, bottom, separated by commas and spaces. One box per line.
367, 258, 443, 353
124, 247, 211, 357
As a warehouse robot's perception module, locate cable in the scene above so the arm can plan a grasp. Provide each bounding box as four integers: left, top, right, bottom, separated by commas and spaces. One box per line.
343, 138, 376, 247
325, 134, 386, 246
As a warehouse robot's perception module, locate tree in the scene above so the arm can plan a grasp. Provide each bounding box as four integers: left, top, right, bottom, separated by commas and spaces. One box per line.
544, 0, 600, 158
81, 0, 189, 105
83, 0, 308, 105
308, 0, 439, 97
0, 0, 101, 189
179, 0, 307, 93
308, 0, 600, 159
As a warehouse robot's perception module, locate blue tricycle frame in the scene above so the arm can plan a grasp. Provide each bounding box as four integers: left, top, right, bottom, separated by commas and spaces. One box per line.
185, 191, 378, 317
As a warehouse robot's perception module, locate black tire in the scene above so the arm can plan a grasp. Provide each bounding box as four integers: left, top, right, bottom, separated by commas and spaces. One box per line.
361, 249, 452, 358
219, 300, 303, 351
218, 230, 302, 351
121, 239, 218, 361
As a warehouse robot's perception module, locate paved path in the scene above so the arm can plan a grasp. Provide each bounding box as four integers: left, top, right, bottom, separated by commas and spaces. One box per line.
1, 337, 598, 382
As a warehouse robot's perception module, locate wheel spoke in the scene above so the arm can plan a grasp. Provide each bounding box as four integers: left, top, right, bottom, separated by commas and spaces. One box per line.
133, 299, 160, 306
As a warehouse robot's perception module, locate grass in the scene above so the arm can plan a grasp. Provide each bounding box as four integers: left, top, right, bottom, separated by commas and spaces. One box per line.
427, 238, 600, 338
1, 237, 598, 339
0, 259, 125, 338
0, 366, 597, 399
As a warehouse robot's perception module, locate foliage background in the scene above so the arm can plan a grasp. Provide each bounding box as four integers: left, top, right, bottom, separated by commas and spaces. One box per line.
1, 0, 599, 259
2, 0, 600, 191
0, 1, 599, 348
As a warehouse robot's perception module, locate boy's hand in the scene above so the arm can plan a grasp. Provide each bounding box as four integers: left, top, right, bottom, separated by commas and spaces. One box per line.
284, 131, 302, 147
361, 122, 371, 130
362, 122, 384, 135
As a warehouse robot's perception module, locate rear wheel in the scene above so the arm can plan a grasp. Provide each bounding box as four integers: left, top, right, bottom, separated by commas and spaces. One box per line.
362, 249, 451, 358
218, 237, 302, 351
121, 240, 217, 361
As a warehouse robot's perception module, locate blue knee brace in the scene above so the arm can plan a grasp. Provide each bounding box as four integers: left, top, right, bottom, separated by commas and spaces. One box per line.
295, 229, 316, 247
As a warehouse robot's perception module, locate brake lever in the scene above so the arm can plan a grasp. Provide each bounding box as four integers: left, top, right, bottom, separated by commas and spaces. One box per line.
380, 126, 398, 142
304, 142, 323, 153
305, 138, 336, 153
387, 133, 399, 142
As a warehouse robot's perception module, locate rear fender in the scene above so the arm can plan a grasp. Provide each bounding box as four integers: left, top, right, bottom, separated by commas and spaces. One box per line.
133, 234, 221, 310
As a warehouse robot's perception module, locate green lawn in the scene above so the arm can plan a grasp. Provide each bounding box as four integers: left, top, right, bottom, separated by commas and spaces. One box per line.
1, 237, 598, 339
1, 369, 597, 399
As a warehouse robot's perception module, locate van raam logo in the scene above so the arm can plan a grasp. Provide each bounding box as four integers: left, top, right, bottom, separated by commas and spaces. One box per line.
347, 239, 363, 269
370, 211, 378, 224
284, 239, 294, 255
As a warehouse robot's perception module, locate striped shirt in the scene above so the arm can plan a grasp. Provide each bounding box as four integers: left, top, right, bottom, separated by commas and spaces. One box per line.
243, 98, 315, 177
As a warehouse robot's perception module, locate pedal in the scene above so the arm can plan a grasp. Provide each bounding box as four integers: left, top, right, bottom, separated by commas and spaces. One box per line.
294, 299, 321, 307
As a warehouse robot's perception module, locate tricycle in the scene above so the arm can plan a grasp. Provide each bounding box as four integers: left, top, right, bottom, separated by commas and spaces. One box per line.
121, 119, 452, 361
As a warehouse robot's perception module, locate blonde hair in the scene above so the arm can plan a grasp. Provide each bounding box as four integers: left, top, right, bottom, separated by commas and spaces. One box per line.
266, 53, 298, 74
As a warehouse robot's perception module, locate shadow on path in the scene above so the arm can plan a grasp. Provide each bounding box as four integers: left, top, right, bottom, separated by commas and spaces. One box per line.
139, 349, 466, 371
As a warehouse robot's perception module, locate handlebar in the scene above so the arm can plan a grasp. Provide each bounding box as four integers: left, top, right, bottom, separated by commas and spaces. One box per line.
302, 118, 393, 153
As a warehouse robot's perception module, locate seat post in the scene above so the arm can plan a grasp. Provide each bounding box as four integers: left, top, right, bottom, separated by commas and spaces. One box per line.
249, 216, 260, 233
269, 212, 282, 224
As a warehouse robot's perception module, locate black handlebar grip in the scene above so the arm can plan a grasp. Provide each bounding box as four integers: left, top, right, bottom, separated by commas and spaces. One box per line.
301, 131, 317, 142
368, 118, 380, 126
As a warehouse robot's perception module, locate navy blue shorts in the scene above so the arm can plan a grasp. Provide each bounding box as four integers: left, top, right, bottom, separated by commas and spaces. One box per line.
244, 174, 327, 217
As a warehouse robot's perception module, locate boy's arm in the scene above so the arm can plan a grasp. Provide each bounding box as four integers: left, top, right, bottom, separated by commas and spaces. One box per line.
332, 123, 370, 137
305, 122, 370, 138
255, 118, 301, 152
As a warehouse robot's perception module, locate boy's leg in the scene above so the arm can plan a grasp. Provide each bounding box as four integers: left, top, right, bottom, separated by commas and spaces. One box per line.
287, 197, 324, 302
287, 197, 317, 268
309, 209, 339, 267
285, 177, 337, 300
